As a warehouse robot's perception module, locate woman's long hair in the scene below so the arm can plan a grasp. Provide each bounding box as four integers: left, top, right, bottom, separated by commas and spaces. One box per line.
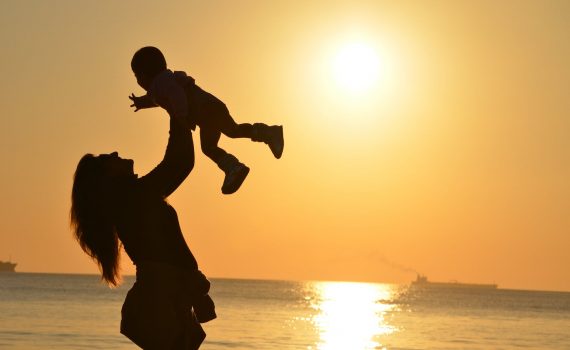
70, 154, 122, 286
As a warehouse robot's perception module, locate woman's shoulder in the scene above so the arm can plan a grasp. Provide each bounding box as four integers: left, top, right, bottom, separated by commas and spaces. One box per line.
129, 178, 173, 206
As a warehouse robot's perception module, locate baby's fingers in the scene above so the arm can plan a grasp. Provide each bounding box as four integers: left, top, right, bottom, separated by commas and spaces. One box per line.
129, 102, 139, 112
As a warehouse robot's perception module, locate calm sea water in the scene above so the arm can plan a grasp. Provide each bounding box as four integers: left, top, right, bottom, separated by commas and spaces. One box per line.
1, 273, 569, 349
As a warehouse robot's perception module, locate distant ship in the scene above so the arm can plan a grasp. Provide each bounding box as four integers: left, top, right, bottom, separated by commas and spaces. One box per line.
412, 274, 497, 289
0, 260, 17, 272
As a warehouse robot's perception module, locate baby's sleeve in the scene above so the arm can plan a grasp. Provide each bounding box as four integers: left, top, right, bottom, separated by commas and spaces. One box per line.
153, 74, 189, 127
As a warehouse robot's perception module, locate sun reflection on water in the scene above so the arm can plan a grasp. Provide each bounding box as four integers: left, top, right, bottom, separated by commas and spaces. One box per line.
308, 281, 397, 350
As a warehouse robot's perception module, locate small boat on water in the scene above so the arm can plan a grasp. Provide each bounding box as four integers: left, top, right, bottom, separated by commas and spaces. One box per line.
0, 260, 17, 272
412, 274, 497, 289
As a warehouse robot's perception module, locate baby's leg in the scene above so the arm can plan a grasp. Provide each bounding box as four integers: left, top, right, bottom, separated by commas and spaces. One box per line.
200, 126, 249, 194
209, 104, 284, 159
208, 104, 253, 139
200, 127, 227, 163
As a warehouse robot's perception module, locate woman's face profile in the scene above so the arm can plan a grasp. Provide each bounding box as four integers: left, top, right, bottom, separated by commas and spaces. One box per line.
99, 152, 134, 178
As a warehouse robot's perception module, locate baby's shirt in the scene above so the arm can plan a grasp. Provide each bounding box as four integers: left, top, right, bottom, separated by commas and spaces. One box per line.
147, 69, 196, 129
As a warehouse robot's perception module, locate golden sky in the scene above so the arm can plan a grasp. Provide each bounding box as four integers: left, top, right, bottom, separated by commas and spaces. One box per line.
1, 0, 569, 291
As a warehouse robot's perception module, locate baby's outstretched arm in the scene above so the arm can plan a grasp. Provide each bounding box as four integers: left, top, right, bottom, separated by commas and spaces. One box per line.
129, 93, 157, 112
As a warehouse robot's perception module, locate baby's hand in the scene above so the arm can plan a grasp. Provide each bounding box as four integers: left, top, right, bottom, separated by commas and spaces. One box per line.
129, 93, 157, 112
129, 93, 146, 112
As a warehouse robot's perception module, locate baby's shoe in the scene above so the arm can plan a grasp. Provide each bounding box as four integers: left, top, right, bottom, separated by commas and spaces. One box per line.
267, 125, 284, 159
221, 160, 250, 194
252, 123, 284, 159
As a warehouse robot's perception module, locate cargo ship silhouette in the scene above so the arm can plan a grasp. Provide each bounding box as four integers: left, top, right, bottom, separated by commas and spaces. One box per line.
412, 274, 497, 289
0, 260, 17, 272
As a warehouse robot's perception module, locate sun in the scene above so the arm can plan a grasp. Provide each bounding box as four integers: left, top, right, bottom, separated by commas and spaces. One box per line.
332, 41, 380, 93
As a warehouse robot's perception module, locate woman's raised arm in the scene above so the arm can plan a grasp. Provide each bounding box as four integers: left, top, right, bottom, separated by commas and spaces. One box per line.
137, 118, 194, 198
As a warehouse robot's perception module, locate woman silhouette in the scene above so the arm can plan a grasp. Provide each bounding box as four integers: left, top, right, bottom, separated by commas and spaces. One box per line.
71, 117, 215, 350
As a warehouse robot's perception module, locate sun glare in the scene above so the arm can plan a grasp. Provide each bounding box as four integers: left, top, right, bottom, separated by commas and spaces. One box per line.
310, 282, 396, 350
332, 41, 380, 93
308, 34, 402, 136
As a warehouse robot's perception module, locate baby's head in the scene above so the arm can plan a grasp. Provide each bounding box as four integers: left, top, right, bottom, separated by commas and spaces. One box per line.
131, 46, 167, 90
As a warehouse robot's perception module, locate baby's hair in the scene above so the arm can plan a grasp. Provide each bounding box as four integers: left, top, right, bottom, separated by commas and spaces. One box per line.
131, 46, 167, 78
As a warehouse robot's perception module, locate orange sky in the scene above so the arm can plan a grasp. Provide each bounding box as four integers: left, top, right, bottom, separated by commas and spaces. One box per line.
1, 1, 569, 291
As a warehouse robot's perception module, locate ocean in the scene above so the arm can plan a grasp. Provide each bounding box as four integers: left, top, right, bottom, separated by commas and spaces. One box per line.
0, 273, 569, 349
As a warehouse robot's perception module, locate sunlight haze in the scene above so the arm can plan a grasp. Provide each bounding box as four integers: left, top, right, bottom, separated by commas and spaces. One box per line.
1, 0, 569, 292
